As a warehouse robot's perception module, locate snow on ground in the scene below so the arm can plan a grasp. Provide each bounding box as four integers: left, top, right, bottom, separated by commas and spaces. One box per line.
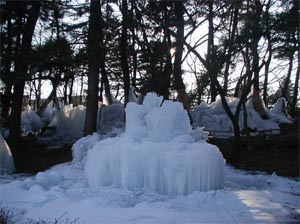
0, 163, 299, 223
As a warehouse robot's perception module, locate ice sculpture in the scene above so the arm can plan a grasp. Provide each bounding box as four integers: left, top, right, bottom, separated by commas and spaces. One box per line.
85, 93, 225, 195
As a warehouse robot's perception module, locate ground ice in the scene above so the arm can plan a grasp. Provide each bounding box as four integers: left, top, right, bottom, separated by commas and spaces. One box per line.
85, 93, 225, 195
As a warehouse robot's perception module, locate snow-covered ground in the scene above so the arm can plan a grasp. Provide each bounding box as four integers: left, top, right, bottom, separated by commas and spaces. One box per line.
1, 164, 299, 223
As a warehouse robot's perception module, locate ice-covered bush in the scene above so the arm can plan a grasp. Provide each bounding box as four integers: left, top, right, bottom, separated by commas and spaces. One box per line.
85, 92, 225, 195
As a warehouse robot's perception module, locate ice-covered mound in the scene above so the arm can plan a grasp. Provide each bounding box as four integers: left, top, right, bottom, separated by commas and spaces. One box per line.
85, 92, 225, 195
21, 105, 44, 134
49, 104, 86, 137
269, 97, 293, 123
191, 96, 292, 137
98, 103, 124, 134
0, 134, 15, 174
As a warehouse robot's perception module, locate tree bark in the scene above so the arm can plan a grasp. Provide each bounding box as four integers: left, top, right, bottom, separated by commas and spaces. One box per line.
8, 1, 41, 143
223, 6, 238, 94
207, 0, 217, 102
290, 43, 299, 117
262, 0, 272, 105
174, 1, 189, 110
99, 3, 113, 105
120, 0, 130, 107
83, 0, 101, 136
37, 79, 59, 117
1, 18, 13, 127
130, 0, 137, 89
282, 53, 294, 99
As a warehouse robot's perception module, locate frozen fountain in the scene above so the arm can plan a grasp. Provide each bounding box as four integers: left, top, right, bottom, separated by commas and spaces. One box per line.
84, 93, 225, 195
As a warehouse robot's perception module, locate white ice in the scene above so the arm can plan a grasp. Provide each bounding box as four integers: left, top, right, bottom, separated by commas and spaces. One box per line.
21, 105, 44, 134
191, 96, 293, 137
85, 92, 225, 194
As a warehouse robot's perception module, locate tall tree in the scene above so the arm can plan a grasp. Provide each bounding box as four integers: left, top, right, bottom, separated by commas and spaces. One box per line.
8, 1, 41, 144
173, 1, 189, 110
120, 0, 130, 106
206, 0, 218, 102
83, 0, 101, 136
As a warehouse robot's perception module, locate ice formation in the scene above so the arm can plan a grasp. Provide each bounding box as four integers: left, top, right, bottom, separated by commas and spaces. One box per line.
49, 104, 86, 137
0, 134, 15, 174
191, 96, 292, 137
84, 92, 225, 195
98, 103, 124, 134
269, 97, 293, 123
21, 105, 44, 134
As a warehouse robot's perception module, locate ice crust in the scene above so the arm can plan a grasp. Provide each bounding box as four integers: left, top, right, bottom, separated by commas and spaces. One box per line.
85, 93, 225, 194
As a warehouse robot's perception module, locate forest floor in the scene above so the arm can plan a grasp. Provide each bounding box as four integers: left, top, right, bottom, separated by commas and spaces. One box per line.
9, 118, 299, 177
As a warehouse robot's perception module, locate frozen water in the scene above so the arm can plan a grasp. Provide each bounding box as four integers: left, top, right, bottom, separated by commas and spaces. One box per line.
98, 103, 124, 134
49, 104, 86, 137
21, 105, 44, 134
145, 101, 191, 142
191, 95, 292, 137
269, 97, 293, 124
85, 136, 225, 194
128, 87, 138, 103
72, 133, 101, 163
85, 92, 225, 194
0, 134, 15, 174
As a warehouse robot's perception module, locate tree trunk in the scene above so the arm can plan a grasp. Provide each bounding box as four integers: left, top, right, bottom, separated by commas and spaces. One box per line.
1, 18, 13, 127
84, 0, 101, 136
174, 1, 189, 110
37, 79, 59, 117
64, 82, 68, 105
120, 0, 130, 107
130, 0, 137, 89
223, 6, 238, 94
207, 0, 217, 102
68, 76, 74, 105
282, 53, 294, 99
262, 0, 272, 105
8, 1, 41, 144
290, 50, 299, 117
99, 3, 113, 105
